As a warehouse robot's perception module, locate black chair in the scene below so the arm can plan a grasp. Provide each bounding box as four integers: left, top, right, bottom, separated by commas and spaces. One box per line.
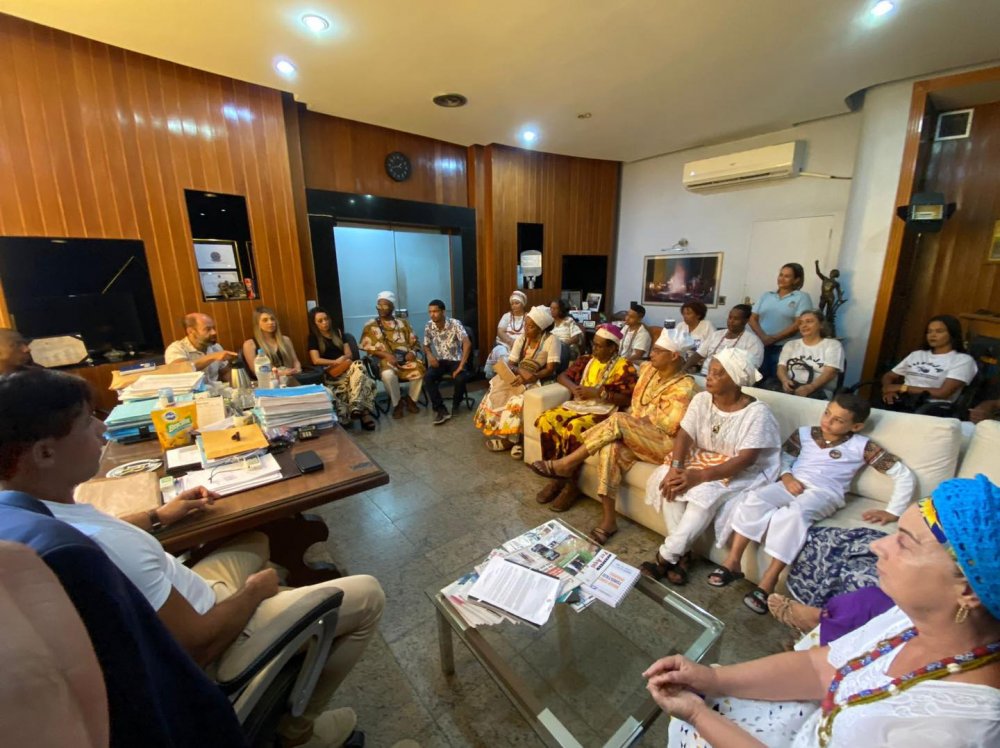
429, 324, 478, 411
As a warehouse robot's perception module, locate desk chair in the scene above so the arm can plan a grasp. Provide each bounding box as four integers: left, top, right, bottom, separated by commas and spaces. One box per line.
0, 493, 346, 748
427, 324, 479, 411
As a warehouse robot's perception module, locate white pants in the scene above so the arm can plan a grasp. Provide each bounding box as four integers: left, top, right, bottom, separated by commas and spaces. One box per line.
658, 499, 717, 563
731, 481, 843, 565
380, 368, 423, 406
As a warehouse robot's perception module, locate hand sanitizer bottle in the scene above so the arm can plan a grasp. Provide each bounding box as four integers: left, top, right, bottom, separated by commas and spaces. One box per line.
254, 349, 273, 390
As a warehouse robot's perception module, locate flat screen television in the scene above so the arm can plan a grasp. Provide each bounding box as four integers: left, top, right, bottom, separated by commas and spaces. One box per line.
0, 237, 163, 358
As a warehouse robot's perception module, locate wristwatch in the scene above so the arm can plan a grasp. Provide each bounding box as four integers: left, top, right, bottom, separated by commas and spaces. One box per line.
147, 508, 164, 534
671, 459, 683, 469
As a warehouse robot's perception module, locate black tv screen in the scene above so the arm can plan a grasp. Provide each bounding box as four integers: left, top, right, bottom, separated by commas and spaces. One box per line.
0, 237, 163, 356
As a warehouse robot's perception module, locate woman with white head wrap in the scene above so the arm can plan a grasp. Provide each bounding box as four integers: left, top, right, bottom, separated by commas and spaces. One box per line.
485, 291, 529, 378
529, 327, 696, 537
475, 305, 561, 457
640, 347, 781, 585
358, 290, 426, 418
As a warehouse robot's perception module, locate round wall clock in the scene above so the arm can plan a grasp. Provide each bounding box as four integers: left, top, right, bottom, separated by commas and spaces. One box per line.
385, 151, 412, 182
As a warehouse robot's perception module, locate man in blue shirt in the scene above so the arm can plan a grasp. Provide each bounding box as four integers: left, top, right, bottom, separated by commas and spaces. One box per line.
422, 299, 472, 425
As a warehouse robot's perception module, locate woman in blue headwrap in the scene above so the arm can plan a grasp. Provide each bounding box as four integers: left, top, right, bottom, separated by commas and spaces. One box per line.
646, 475, 1000, 747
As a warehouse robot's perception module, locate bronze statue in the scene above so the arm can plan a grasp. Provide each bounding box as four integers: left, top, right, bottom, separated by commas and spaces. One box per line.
815, 260, 846, 335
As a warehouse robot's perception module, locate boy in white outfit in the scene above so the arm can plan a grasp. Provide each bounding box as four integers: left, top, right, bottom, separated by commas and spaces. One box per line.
708, 393, 915, 614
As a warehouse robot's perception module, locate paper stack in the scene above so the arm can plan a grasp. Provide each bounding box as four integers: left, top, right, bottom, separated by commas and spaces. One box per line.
104, 395, 192, 442
254, 385, 336, 429
195, 423, 270, 469
178, 453, 284, 496
120, 372, 205, 401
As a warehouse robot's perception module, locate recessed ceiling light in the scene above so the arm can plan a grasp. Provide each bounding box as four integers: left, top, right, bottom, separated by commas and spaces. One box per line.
577, 112, 592, 119
433, 93, 468, 108
274, 58, 297, 77
870, 1, 894, 17
520, 130, 538, 143
301, 13, 330, 32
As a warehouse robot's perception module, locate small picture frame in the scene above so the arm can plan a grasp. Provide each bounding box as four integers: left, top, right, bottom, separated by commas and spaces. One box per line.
560, 289, 582, 309
194, 240, 239, 270
199, 271, 243, 300
585, 292, 603, 311
989, 220, 1000, 263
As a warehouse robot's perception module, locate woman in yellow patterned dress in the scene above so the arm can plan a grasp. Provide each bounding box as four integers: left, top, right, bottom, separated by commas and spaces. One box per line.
533, 324, 637, 505
529, 330, 696, 542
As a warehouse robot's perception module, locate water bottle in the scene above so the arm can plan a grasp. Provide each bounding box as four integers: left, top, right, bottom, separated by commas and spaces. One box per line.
254, 349, 273, 389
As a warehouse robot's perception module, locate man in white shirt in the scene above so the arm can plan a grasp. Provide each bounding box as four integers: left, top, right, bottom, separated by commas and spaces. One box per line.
0, 368, 384, 748
684, 304, 764, 376
619, 302, 652, 362
164, 312, 238, 384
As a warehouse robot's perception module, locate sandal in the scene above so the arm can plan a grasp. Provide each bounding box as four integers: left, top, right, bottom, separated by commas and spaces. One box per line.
767, 593, 806, 635
640, 553, 688, 585
528, 460, 566, 479
535, 480, 565, 504
743, 587, 769, 615
707, 566, 745, 588
359, 412, 376, 431
589, 526, 618, 546
485, 438, 510, 452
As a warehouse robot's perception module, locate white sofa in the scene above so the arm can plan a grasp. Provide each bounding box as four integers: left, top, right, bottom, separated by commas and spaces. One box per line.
523, 381, 1000, 585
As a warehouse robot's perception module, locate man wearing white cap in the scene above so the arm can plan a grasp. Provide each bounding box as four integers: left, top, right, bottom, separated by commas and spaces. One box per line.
475, 305, 561, 458
529, 329, 695, 541
640, 348, 781, 585
359, 291, 425, 419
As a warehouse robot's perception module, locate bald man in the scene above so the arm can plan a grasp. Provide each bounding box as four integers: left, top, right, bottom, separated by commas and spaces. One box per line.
0, 329, 32, 376
164, 313, 237, 384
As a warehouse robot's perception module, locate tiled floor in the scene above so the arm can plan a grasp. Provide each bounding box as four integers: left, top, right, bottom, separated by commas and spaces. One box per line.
309, 391, 791, 747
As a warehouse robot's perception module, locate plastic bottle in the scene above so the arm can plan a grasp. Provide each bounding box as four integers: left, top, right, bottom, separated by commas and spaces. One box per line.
254, 349, 273, 390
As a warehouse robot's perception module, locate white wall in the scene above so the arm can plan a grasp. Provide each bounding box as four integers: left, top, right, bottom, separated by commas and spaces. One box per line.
613, 115, 862, 335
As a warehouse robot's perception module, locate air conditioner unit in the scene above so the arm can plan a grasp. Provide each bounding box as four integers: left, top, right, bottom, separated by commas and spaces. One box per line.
682, 141, 804, 192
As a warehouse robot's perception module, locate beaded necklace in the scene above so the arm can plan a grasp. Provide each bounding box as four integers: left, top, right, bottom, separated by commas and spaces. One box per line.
581, 355, 621, 389
636, 367, 684, 406
508, 313, 525, 334
817, 627, 1000, 746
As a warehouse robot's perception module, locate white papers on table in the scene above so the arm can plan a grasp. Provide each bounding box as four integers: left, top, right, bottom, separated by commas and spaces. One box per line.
440, 573, 509, 628
164, 444, 203, 472
121, 372, 205, 401
194, 396, 226, 427
575, 549, 641, 608
468, 556, 561, 627
178, 453, 283, 496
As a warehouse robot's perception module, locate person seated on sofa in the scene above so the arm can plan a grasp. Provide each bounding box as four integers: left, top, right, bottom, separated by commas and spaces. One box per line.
242, 306, 302, 381
684, 304, 764, 376
532, 324, 638, 512
307, 307, 377, 431
3, 368, 386, 748
645, 475, 1000, 748
484, 290, 527, 379
674, 300, 714, 353
619, 302, 652, 363
881, 314, 977, 415
529, 329, 694, 542
709, 393, 916, 615
641, 349, 781, 585
549, 298, 585, 361
164, 313, 237, 384
475, 305, 560, 458
359, 291, 425, 419
774, 309, 845, 400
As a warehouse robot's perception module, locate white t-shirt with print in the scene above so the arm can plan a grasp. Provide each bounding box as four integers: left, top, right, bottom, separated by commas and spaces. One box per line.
43, 500, 216, 614
892, 349, 977, 402
779, 337, 845, 392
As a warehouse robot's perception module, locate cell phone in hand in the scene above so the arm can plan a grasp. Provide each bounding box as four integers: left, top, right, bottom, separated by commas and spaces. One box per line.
293, 450, 323, 474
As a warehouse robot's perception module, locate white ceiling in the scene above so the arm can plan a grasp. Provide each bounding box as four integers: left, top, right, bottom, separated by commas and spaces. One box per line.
4, 0, 1000, 162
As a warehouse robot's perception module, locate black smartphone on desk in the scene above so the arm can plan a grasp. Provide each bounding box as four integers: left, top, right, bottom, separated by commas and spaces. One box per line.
293, 450, 324, 474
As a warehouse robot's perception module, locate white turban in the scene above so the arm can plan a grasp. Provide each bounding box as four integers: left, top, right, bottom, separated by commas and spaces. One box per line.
714, 348, 762, 387
510, 290, 528, 306
653, 328, 683, 353
377, 291, 396, 305
526, 305, 554, 330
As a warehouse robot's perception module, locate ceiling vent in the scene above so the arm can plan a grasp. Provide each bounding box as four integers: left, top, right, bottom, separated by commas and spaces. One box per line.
682, 141, 804, 192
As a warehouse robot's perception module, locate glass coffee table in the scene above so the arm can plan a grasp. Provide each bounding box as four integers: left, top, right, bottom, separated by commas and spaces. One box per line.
426, 531, 724, 748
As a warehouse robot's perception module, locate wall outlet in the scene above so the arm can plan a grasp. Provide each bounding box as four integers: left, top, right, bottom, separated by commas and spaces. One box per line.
718, 295, 726, 305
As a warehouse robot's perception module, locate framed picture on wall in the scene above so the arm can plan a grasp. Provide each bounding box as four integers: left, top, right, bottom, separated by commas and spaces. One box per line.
989, 220, 1000, 263
560, 289, 582, 309
642, 252, 723, 307
193, 240, 239, 270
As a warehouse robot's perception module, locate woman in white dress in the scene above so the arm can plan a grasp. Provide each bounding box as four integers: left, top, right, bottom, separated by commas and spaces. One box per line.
640, 348, 781, 585
647, 474, 1000, 747
675, 300, 715, 354
776, 310, 845, 400
485, 291, 528, 379
549, 298, 585, 361
881, 314, 977, 416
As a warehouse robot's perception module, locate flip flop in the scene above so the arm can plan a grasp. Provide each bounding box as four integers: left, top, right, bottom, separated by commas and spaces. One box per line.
743, 587, 769, 615
589, 527, 618, 546
485, 438, 510, 452
707, 566, 745, 588
528, 460, 564, 478
640, 553, 688, 585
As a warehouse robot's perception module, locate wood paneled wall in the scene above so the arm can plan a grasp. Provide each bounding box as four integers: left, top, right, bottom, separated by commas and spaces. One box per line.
300, 111, 469, 207
469, 144, 620, 357
889, 98, 1000, 356
0, 14, 309, 360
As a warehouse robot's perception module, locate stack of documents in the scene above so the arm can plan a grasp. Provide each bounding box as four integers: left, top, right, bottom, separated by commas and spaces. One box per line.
178, 453, 283, 496
120, 372, 205, 401
104, 395, 192, 442
254, 385, 335, 429
195, 423, 270, 468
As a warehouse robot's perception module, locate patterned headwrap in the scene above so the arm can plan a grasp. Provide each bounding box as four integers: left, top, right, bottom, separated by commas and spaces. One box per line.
918, 475, 1000, 619
594, 323, 623, 344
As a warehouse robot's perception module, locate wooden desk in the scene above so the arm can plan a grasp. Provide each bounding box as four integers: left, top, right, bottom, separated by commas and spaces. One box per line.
98, 427, 388, 584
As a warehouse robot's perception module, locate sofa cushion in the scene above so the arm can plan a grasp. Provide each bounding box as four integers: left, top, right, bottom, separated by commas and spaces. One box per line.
957, 420, 1000, 484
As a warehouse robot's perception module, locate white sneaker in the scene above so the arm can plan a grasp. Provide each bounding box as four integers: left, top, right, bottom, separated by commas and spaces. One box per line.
290, 707, 357, 748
